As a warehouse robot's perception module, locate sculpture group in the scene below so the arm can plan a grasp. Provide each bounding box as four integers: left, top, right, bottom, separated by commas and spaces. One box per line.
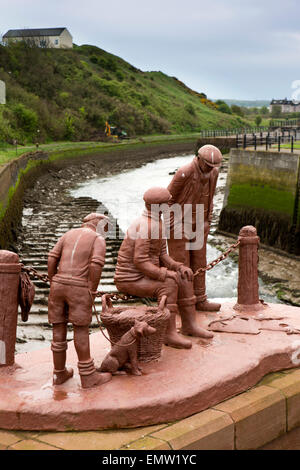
47, 145, 223, 388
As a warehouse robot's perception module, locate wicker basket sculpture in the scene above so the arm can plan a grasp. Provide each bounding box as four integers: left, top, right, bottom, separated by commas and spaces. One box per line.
100, 294, 170, 363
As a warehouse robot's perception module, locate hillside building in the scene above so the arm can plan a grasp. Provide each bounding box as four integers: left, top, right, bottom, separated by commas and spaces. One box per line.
270, 98, 300, 113
2, 28, 73, 49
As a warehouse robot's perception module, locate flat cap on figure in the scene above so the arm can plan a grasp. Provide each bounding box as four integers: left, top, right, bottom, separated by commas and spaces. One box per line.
198, 144, 222, 168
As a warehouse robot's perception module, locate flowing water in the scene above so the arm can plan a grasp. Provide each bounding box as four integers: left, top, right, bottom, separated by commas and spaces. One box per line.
15, 152, 279, 354
70, 154, 278, 303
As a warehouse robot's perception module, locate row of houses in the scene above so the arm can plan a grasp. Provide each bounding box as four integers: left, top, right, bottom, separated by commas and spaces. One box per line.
2, 27, 73, 49
270, 98, 300, 113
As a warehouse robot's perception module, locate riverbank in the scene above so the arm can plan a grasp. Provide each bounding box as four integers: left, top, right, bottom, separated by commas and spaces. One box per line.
0, 133, 201, 166
1, 139, 299, 307
0, 137, 199, 250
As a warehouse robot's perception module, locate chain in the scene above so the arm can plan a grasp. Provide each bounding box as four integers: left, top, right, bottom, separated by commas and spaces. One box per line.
20, 265, 50, 284
20, 264, 136, 301
193, 240, 240, 277
21, 239, 241, 293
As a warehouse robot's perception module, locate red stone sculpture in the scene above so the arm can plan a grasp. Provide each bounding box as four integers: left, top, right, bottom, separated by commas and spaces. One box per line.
47, 213, 112, 388
99, 319, 156, 375
0, 250, 21, 366
114, 187, 213, 350
234, 225, 265, 312
167, 144, 222, 312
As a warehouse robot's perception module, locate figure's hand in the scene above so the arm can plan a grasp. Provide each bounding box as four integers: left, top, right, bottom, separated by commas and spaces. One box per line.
178, 265, 193, 281
166, 270, 180, 284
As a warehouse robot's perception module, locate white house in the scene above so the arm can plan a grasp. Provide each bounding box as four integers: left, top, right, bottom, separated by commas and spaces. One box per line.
270, 98, 300, 113
2, 28, 73, 49
0, 80, 5, 105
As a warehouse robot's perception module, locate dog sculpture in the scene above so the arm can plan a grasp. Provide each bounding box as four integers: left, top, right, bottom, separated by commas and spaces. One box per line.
99, 320, 156, 375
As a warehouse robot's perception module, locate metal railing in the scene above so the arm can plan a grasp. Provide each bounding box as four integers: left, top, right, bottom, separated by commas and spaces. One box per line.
235, 130, 299, 153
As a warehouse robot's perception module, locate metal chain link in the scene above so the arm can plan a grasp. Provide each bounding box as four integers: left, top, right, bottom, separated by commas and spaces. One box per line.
193, 240, 240, 277
20, 265, 50, 284
21, 239, 240, 296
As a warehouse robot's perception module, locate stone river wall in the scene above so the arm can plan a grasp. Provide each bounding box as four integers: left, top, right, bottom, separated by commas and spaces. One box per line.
219, 149, 300, 255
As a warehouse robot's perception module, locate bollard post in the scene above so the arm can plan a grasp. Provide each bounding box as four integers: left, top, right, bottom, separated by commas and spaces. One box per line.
234, 226, 264, 312
0, 250, 21, 366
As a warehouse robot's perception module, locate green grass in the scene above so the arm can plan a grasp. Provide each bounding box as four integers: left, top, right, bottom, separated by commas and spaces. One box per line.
277, 140, 300, 149
0, 42, 252, 143
0, 133, 200, 166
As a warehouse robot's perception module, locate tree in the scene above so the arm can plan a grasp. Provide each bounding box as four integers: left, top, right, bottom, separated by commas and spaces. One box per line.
215, 100, 232, 114
255, 116, 262, 126
231, 104, 244, 117
261, 106, 269, 116
271, 105, 281, 118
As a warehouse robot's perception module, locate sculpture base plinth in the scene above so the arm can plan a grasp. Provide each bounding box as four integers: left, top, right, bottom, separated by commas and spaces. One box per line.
1, 302, 300, 431
233, 301, 266, 312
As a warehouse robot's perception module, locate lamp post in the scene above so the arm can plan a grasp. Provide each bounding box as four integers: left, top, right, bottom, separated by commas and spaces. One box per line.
36, 129, 40, 149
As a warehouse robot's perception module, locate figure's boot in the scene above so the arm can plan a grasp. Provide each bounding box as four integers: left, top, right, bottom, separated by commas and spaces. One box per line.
195, 292, 221, 312
78, 359, 112, 389
178, 297, 213, 339
196, 300, 221, 312
164, 304, 192, 349
51, 340, 74, 385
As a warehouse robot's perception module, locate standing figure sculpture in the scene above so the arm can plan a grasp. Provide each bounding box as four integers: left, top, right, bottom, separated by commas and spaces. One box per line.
47, 213, 112, 388
167, 144, 222, 312
114, 187, 213, 350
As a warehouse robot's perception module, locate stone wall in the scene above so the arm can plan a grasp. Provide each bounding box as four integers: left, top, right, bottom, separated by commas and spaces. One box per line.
0, 151, 50, 250
195, 136, 236, 154
219, 149, 300, 255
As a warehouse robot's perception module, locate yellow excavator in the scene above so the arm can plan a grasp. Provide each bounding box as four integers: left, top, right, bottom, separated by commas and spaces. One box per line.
105, 121, 128, 140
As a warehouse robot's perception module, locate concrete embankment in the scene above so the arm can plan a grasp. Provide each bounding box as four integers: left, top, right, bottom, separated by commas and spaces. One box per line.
219, 149, 300, 255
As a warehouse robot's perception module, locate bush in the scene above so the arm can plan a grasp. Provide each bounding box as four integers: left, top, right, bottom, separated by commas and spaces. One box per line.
185, 103, 196, 116
13, 104, 38, 134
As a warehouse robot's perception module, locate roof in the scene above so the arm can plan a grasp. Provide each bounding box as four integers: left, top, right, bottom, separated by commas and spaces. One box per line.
3, 28, 67, 38
270, 98, 297, 105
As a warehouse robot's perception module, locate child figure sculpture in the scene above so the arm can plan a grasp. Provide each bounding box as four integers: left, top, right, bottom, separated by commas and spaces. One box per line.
47, 213, 112, 389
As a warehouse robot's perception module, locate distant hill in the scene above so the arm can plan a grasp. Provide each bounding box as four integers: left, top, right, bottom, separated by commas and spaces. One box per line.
0, 42, 249, 143
221, 99, 270, 108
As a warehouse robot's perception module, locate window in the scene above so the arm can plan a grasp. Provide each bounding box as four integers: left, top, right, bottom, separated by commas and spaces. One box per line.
55, 39, 59, 45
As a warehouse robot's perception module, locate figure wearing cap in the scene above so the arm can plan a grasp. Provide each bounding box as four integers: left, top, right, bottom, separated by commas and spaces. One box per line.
47, 213, 112, 388
167, 144, 222, 312
114, 187, 213, 350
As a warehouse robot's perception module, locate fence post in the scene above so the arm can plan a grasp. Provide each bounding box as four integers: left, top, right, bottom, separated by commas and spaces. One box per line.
0, 250, 21, 366
234, 226, 264, 312
291, 136, 294, 153
254, 134, 257, 150
278, 135, 281, 152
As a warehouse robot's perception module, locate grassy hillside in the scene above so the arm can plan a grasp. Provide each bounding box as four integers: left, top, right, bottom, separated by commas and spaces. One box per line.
0, 42, 249, 143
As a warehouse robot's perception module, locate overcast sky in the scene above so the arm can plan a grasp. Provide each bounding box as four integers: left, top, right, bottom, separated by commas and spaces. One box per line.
0, 0, 299, 100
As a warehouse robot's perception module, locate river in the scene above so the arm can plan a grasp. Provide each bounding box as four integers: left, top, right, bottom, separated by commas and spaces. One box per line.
70, 153, 278, 303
